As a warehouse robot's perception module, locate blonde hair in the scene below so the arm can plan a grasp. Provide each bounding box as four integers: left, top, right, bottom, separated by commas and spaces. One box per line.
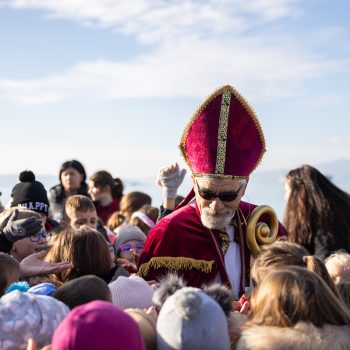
62, 195, 96, 223
251, 240, 339, 297
119, 192, 151, 220
107, 211, 125, 231
249, 266, 350, 328
326, 251, 350, 268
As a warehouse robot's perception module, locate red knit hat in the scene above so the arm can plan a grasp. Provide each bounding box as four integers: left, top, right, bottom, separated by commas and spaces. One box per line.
179, 85, 265, 179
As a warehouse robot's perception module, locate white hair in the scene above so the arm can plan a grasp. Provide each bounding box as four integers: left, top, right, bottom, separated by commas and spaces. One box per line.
325, 251, 350, 269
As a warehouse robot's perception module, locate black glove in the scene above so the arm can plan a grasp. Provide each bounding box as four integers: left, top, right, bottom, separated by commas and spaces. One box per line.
2, 209, 43, 243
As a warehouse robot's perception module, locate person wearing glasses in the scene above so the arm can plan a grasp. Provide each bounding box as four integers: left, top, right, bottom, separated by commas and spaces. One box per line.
0, 208, 49, 262
138, 85, 286, 298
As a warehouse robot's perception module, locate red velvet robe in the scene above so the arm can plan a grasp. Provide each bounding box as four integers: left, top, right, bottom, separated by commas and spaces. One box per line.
138, 200, 286, 296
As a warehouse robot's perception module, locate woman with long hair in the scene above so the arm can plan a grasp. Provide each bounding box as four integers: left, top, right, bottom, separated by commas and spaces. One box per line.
283, 164, 350, 258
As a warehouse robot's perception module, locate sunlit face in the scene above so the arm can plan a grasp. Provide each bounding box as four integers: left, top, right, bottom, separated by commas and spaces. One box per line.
64, 209, 98, 230
10, 224, 48, 262
193, 176, 247, 230
61, 167, 84, 192
88, 181, 109, 202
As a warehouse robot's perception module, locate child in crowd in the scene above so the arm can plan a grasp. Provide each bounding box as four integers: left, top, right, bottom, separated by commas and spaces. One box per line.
10, 170, 59, 231
0, 290, 69, 349
61, 194, 115, 244
156, 286, 231, 350
0, 252, 19, 297
54, 275, 112, 309
235, 267, 350, 349
45, 227, 129, 286
51, 300, 145, 350
325, 250, 350, 284
120, 191, 152, 220
0, 208, 49, 262
114, 225, 146, 268
88, 170, 123, 225
61, 194, 97, 230
251, 240, 339, 297
129, 204, 159, 236
109, 275, 155, 310
152, 273, 234, 349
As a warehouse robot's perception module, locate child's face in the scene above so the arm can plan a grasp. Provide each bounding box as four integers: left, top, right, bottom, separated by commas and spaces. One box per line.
11, 225, 48, 262
88, 181, 110, 202
66, 209, 98, 229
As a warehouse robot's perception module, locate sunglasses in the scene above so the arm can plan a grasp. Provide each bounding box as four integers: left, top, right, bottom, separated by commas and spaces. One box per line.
119, 242, 145, 253
30, 230, 52, 243
195, 180, 243, 202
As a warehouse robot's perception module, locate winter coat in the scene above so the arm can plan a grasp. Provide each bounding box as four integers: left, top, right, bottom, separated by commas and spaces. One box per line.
236, 322, 350, 350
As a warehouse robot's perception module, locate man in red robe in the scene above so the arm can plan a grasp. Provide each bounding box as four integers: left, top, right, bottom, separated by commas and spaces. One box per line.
138, 85, 286, 297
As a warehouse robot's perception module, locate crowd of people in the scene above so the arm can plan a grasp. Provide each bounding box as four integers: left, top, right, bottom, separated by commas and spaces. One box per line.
1, 84, 350, 349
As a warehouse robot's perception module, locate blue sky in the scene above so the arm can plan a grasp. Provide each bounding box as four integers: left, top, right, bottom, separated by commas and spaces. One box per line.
1, 0, 350, 183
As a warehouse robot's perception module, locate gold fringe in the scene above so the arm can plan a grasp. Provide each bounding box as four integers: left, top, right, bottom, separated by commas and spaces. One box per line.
137, 256, 214, 277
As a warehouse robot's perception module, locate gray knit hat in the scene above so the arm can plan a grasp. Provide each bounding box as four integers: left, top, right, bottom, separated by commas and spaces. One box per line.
114, 225, 146, 253
156, 287, 231, 350
109, 276, 155, 310
0, 290, 69, 350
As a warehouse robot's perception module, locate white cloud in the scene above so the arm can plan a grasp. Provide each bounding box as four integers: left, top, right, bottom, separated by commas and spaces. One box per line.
0, 34, 348, 104
3, 0, 301, 43
0, 0, 348, 104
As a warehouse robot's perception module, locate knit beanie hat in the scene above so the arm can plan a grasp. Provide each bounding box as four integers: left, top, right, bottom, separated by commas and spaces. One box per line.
11, 171, 49, 215
114, 225, 146, 252
156, 287, 231, 350
0, 290, 69, 350
109, 276, 155, 310
51, 300, 145, 350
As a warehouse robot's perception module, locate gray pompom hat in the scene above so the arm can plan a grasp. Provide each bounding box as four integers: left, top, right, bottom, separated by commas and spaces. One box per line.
156, 287, 231, 350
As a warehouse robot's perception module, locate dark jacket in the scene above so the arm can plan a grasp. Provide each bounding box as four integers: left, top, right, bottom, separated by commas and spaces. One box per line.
48, 183, 88, 222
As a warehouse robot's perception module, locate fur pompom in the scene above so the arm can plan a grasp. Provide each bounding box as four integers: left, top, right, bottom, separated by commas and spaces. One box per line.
152, 273, 186, 308
202, 283, 234, 316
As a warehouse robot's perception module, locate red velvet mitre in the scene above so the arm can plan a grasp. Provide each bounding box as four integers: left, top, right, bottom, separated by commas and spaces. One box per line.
179, 85, 266, 179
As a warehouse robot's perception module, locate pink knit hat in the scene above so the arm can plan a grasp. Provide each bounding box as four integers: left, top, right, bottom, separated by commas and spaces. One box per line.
109, 276, 155, 310
51, 300, 145, 350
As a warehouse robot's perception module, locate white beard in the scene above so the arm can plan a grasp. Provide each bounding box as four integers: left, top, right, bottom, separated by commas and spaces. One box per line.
200, 207, 234, 230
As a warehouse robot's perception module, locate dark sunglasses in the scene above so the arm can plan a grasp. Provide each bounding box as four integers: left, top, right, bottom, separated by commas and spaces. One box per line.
195, 180, 243, 202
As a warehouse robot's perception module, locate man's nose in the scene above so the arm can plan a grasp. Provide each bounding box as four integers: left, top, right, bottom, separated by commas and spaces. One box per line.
209, 198, 224, 211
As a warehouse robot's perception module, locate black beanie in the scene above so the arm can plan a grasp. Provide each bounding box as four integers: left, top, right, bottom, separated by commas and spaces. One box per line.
11, 170, 49, 215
